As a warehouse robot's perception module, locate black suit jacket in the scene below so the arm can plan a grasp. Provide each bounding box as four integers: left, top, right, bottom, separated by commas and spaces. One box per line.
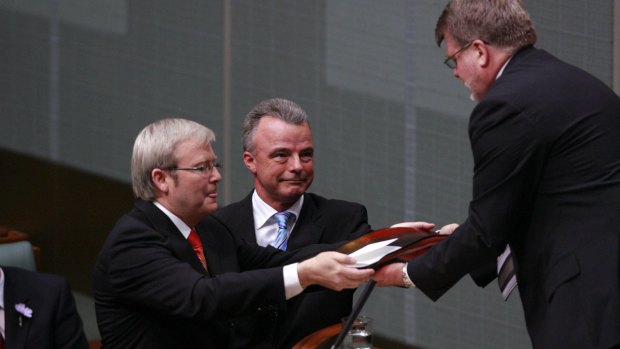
2, 266, 88, 349
408, 47, 620, 348
207, 192, 371, 349
94, 199, 318, 349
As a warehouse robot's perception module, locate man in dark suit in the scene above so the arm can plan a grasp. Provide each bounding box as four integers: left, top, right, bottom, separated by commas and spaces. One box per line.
94, 118, 373, 349
0, 266, 88, 349
374, 1, 620, 348
206, 98, 373, 348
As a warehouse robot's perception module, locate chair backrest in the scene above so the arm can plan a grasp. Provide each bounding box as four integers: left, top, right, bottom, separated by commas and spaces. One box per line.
0, 240, 37, 271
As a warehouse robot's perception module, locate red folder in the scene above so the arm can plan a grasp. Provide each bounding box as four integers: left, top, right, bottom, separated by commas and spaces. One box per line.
337, 226, 447, 269
330, 226, 447, 349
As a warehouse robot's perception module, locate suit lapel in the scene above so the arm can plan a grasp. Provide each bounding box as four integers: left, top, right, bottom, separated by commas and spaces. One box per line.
287, 194, 326, 249
200, 218, 240, 275
3, 270, 32, 349
226, 193, 258, 243
136, 200, 210, 276
200, 194, 255, 275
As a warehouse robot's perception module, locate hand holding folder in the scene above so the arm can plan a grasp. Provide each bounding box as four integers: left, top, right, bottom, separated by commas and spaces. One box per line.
330, 226, 447, 349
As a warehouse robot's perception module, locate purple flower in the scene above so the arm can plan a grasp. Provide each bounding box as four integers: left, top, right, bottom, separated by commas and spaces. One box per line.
15, 303, 33, 318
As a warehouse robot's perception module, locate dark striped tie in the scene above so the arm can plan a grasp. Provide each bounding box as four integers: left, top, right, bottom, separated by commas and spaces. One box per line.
498, 246, 517, 300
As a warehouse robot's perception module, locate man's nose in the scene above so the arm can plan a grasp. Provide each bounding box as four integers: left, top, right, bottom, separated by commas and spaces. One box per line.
210, 166, 222, 182
289, 154, 303, 171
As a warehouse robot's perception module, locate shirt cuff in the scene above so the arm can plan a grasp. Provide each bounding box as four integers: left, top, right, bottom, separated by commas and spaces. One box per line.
402, 263, 416, 288
283, 263, 304, 300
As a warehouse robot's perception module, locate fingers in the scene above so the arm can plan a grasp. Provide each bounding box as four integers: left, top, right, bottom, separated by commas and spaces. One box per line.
330, 251, 357, 265
389, 221, 459, 236
298, 252, 374, 290
390, 221, 436, 230
334, 267, 374, 290
320, 252, 374, 290
438, 223, 459, 235
372, 263, 405, 287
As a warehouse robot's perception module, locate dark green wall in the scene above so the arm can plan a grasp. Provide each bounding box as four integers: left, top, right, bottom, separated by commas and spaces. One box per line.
0, 148, 133, 294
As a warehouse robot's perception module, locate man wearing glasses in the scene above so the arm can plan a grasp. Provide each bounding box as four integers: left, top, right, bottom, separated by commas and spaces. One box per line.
94, 118, 374, 349
374, 1, 620, 348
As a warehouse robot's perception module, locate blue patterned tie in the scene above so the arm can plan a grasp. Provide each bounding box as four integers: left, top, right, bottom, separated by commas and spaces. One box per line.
272, 212, 294, 251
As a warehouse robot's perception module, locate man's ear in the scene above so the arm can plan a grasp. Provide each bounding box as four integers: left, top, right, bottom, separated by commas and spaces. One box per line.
473, 39, 490, 68
151, 168, 169, 193
243, 151, 257, 174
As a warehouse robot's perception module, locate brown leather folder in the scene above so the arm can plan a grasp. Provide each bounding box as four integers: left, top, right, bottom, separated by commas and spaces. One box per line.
328, 226, 446, 349
337, 226, 447, 269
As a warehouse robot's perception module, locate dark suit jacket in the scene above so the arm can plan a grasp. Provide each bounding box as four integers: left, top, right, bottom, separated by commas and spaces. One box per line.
207, 192, 371, 349
2, 266, 88, 349
408, 47, 620, 348
94, 199, 319, 349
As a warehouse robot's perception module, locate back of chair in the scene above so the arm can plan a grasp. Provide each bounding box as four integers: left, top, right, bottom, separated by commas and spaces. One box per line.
0, 240, 37, 271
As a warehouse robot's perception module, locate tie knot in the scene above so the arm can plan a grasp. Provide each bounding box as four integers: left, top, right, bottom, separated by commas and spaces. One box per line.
274, 212, 293, 229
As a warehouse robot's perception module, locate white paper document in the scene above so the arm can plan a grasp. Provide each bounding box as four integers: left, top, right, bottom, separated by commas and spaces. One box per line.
348, 238, 401, 268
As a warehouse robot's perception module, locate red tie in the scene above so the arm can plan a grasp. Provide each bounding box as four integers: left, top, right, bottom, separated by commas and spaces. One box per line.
0, 332, 5, 349
188, 228, 208, 272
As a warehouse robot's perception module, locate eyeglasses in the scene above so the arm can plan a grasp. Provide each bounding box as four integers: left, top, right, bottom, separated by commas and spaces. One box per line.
444, 41, 473, 69
164, 161, 222, 175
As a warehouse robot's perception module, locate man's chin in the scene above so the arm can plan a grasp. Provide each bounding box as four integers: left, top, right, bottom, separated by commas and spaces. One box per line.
278, 189, 306, 202
203, 201, 218, 214
285, 184, 309, 194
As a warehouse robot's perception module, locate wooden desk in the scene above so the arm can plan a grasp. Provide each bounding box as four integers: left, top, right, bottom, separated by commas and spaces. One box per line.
292, 323, 341, 349
292, 323, 379, 349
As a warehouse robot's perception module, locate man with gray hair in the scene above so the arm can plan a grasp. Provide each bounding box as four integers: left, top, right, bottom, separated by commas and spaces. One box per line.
94, 118, 374, 349
374, 1, 620, 348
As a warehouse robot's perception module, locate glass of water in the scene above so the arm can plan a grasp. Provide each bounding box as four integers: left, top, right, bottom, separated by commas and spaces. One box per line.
341, 315, 373, 349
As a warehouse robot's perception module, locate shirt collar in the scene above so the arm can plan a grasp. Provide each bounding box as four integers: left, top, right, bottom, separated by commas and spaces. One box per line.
252, 190, 303, 230
153, 201, 192, 239
496, 56, 512, 80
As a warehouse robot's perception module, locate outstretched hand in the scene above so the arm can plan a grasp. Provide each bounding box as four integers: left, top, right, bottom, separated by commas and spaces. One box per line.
437, 223, 459, 235
297, 251, 374, 291
390, 221, 435, 231
390, 221, 459, 235
373, 262, 406, 287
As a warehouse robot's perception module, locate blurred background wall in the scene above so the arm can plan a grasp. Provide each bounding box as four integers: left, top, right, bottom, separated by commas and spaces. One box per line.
0, 0, 616, 347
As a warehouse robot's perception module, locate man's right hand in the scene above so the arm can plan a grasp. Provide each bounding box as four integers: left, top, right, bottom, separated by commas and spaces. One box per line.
372, 262, 407, 287
297, 251, 374, 290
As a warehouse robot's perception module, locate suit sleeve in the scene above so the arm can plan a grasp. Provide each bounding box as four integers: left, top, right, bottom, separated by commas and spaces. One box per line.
96, 214, 287, 322
409, 98, 544, 300
469, 261, 498, 287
